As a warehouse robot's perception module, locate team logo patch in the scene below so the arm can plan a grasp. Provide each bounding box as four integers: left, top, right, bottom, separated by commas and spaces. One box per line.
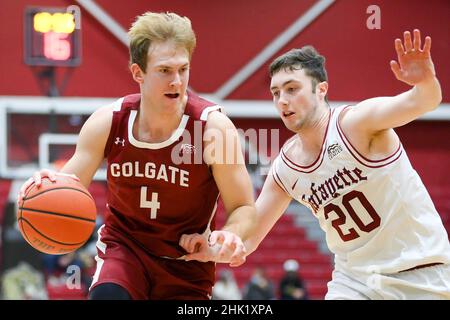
180, 143, 196, 155
327, 142, 343, 160
115, 137, 125, 146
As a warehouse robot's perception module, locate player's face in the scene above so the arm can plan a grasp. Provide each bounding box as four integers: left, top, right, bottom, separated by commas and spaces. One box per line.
270, 68, 319, 132
138, 40, 190, 113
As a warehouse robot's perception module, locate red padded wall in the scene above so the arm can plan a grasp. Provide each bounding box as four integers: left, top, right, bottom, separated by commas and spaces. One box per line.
0, 0, 448, 100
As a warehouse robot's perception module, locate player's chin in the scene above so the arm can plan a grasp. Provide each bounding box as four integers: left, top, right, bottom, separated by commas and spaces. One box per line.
281, 119, 297, 131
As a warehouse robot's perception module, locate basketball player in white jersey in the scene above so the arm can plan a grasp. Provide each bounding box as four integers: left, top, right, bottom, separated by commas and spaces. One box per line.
181, 29, 450, 299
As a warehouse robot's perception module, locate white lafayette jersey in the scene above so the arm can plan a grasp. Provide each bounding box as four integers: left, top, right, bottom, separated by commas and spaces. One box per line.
272, 105, 450, 274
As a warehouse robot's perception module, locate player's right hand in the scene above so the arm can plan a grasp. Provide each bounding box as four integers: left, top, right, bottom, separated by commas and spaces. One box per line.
179, 231, 247, 267
17, 169, 80, 205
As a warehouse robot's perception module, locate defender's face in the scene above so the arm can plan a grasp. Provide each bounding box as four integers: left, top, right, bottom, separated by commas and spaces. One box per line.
136, 40, 190, 113
270, 68, 318, 132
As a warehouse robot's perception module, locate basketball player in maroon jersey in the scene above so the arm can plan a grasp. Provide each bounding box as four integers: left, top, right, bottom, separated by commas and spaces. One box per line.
18, 12, 256, 299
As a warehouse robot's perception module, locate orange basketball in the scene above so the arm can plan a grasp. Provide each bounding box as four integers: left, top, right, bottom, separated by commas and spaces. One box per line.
17, 176, 97, 255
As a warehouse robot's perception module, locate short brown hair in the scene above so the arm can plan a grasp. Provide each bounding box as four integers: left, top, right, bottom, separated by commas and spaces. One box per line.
269, 46, 328, 94
128, 12, 196, 72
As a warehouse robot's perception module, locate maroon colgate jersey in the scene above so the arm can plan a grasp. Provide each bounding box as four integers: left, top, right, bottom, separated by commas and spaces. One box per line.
103, 91, 221, 258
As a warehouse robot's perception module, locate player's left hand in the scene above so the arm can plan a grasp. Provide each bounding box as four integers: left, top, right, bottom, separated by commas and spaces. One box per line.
390, 29, 436, 86
179, 230, 247, 267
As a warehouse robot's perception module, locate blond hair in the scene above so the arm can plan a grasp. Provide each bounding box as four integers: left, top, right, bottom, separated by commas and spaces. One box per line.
128, 12, 196, 72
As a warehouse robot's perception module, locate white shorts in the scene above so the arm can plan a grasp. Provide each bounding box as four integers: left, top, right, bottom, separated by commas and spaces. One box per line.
326, 263, 450, 300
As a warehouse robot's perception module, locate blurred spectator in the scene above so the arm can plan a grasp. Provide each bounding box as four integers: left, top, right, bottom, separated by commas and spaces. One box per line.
43, 252, 83, 278
213, 269, 242, 300
2, 262, 47, 299
243, 267, 275, 300
43, 251, 89, 297
42, 224, 100, 297
279, 259, 308, 300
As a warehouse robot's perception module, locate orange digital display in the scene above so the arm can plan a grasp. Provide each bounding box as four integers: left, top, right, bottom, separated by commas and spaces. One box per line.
24, 7, 81, 66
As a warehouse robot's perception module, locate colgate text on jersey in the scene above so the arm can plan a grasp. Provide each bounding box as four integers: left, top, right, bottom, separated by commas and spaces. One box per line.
110, 161, 189, 187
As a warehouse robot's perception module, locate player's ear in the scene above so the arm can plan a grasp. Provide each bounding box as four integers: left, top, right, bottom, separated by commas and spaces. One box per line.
317, 81, 328, 100
130, 63, 145, 84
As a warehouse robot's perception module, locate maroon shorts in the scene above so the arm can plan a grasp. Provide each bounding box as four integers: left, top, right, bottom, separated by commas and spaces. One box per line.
89, 225, 215, 300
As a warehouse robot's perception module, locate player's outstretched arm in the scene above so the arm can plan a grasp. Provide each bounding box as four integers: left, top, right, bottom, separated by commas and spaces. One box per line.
180, 111, 256, 267
18, 104, 113, 203
342, 29, 442, 134
245, 170, 292, 255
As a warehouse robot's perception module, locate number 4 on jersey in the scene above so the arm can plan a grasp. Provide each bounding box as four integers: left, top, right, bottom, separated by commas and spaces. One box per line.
140, 186, 160, 219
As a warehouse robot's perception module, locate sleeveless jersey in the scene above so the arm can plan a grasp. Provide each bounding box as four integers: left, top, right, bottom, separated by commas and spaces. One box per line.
102, 91, 221, 259
272, 105, 450, 274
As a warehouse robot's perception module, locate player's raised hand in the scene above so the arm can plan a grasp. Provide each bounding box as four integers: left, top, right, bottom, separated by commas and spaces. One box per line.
390, 29, 436, 86
17, 169, 79, 204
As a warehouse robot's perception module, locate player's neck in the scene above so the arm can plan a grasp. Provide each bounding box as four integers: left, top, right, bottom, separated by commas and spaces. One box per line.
296, 106, 330, 155
135, 96, 187, 143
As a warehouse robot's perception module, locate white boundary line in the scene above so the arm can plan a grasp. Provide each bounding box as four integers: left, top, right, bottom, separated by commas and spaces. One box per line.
1, 96, 449, 119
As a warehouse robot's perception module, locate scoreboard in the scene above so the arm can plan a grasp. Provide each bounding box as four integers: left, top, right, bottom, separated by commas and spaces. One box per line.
24, 6, 81, 67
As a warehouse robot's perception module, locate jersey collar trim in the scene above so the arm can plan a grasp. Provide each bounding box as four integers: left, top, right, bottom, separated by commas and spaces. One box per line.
127, 110, 189, 149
